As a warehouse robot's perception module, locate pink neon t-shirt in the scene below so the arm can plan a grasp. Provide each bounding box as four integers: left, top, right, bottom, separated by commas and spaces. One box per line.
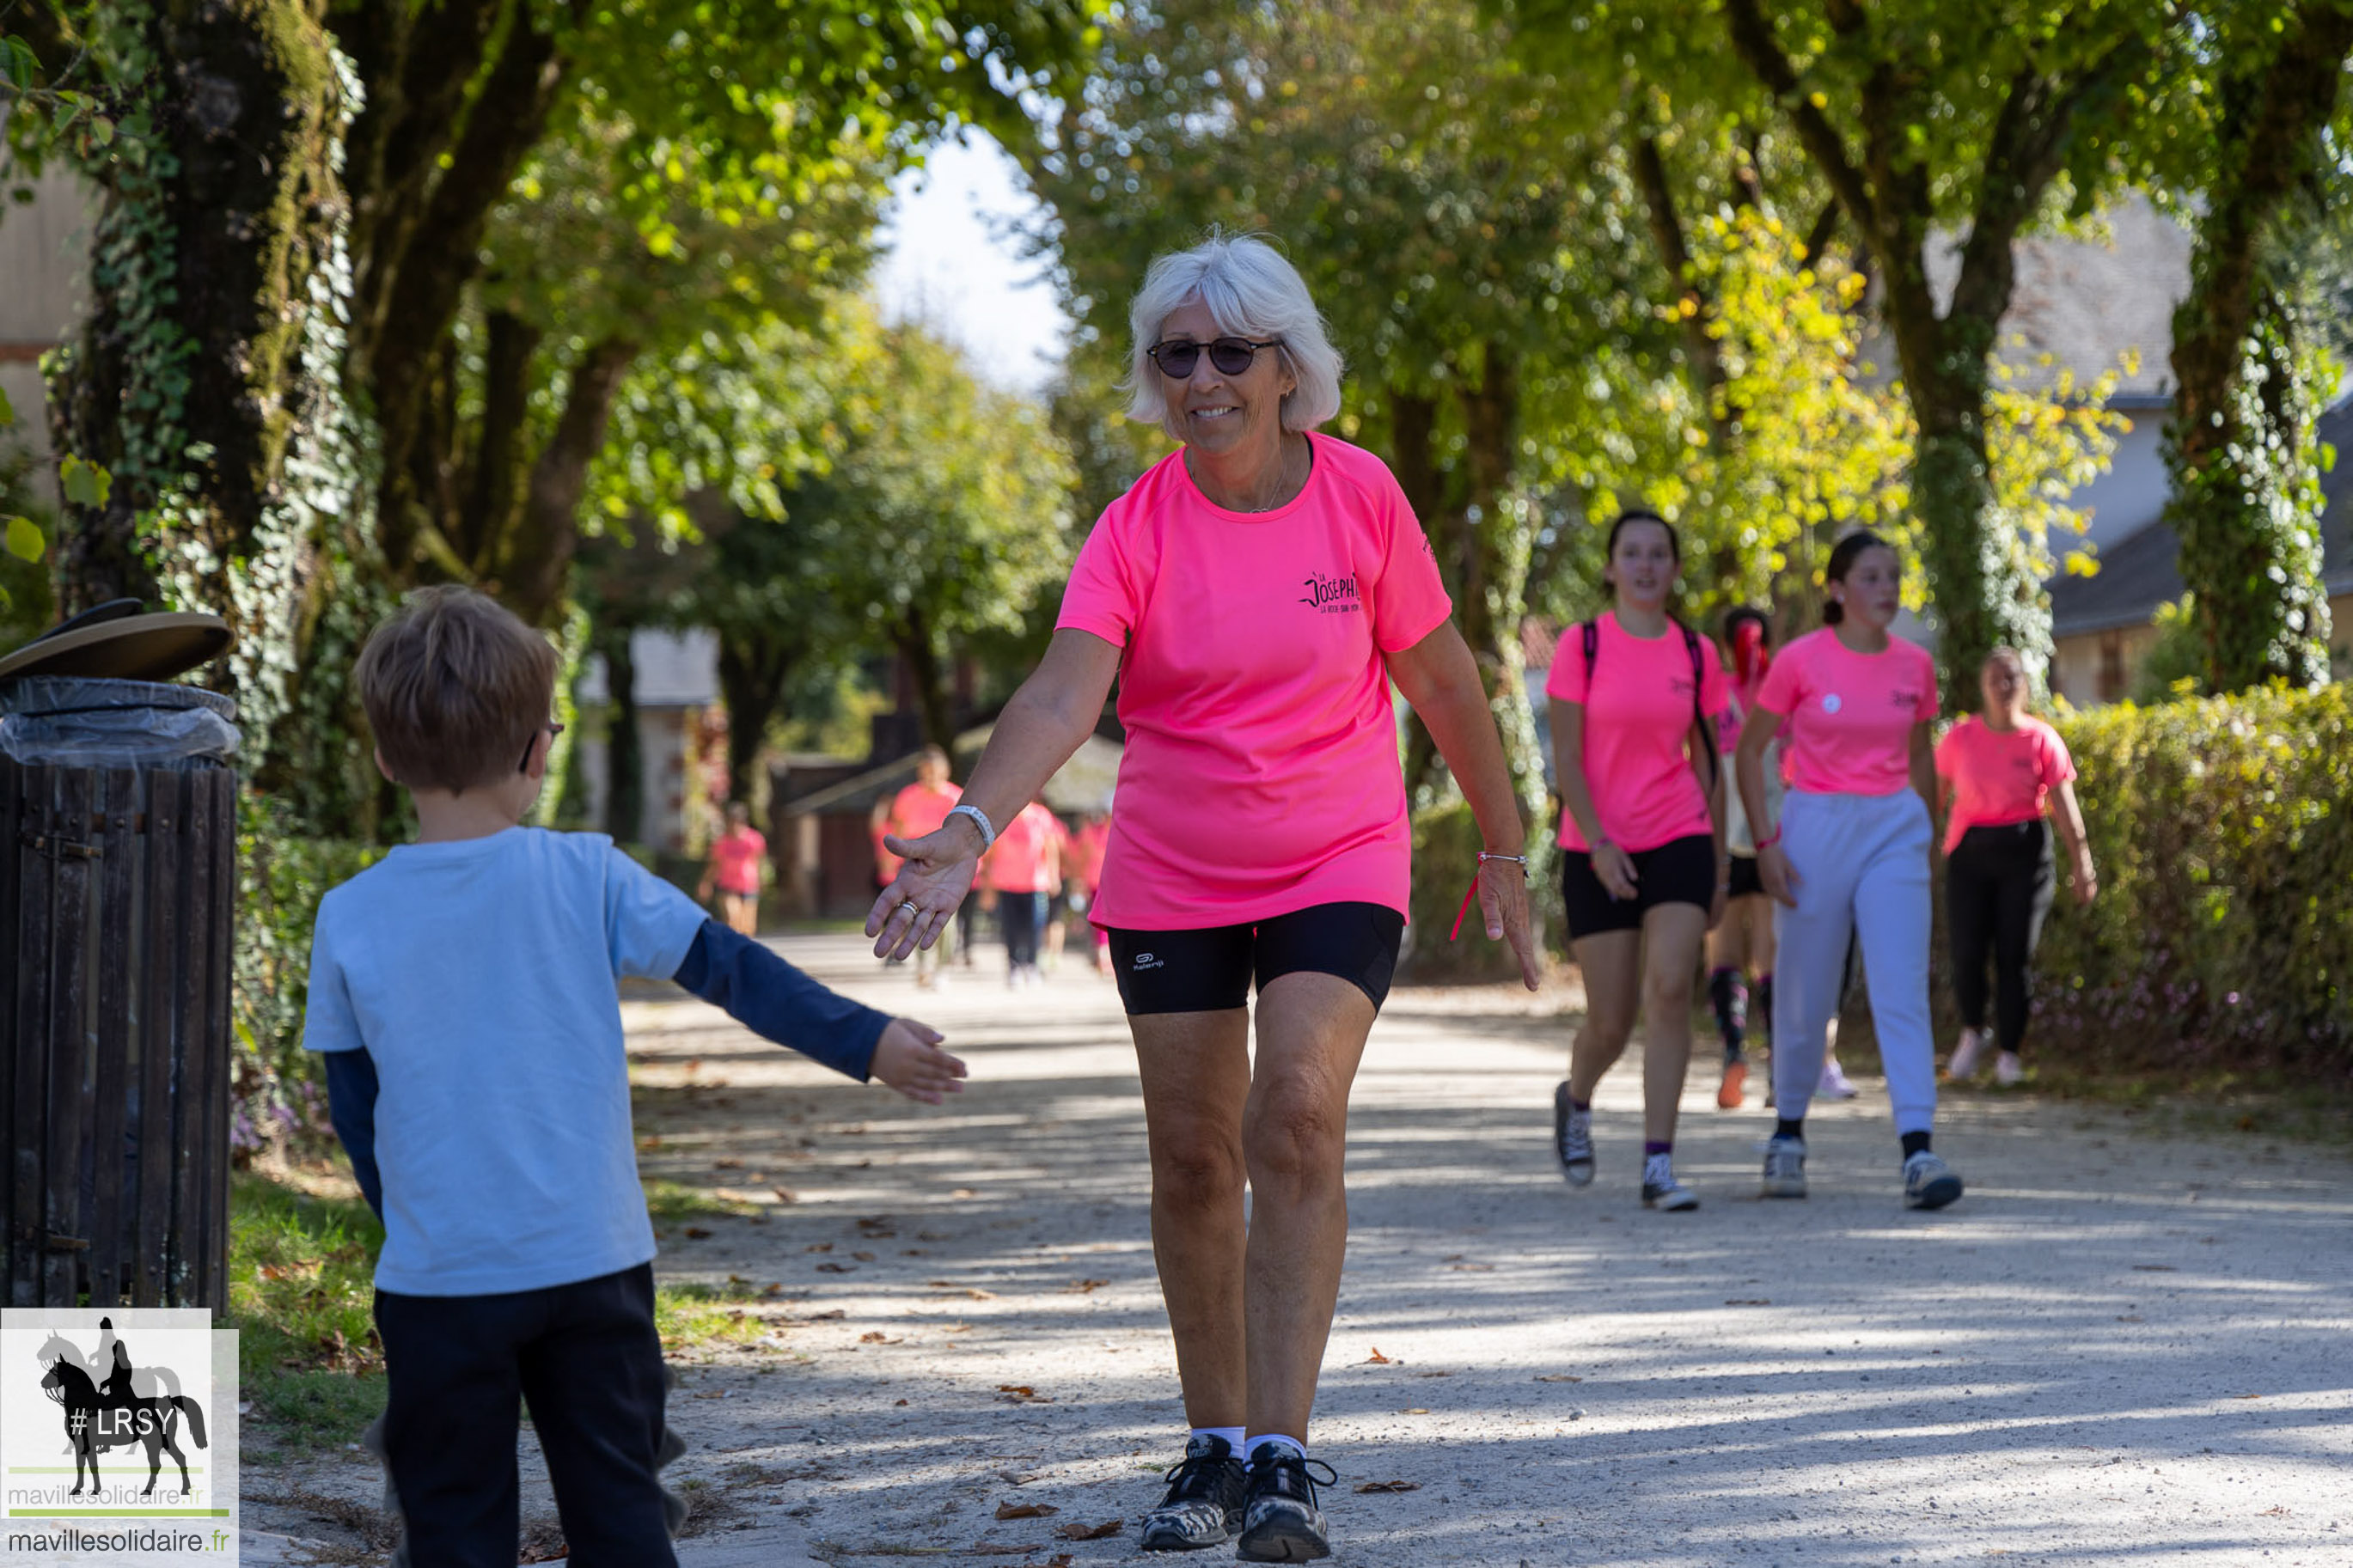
1934, 714, 2075, 853
1055, 433, 1453, 929
708, 827, 767, 895
1546, 613, 1729, 853
877, 780, 962, 880
1067, 819, 1111, 891
981, 802, 1061, 894
1753, 628, 1938, 796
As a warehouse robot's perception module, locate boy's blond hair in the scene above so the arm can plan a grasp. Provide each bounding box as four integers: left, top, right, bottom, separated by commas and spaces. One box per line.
356, 586, 559, 794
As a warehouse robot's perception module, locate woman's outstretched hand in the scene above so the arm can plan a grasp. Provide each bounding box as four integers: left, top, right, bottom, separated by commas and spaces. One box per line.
1476, 857, 1543, 992
866, 822, 982, 961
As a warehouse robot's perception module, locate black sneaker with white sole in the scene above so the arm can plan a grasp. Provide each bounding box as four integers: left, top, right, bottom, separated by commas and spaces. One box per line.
1138, 1434, 1247, 1552
1552, 1081, 1595, 1187
1234, 1444, 1338, 1563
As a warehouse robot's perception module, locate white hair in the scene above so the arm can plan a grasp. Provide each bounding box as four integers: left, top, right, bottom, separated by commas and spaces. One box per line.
1123, 233, 1345, 439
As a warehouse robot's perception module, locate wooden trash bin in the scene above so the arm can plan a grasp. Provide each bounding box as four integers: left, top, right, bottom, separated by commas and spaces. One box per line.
1, 759, 237, 1309
0, 603, 237, 1311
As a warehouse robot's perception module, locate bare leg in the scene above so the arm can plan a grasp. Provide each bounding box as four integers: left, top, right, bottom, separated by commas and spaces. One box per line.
1567, 930, 1643, 1103
1240, 973, 1377, 1442
1129, 1009, 1254, 1429
1639, 903, 1710, 1145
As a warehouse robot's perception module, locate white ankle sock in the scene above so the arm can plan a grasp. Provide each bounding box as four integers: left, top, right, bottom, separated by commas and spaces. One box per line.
1192, 1425, 1246, 1454
1247, 1434, 1306, 1461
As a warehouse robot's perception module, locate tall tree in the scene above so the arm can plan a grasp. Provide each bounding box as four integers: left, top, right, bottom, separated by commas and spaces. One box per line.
1666, 0, 2173, 705
2158, 0, 2353, 692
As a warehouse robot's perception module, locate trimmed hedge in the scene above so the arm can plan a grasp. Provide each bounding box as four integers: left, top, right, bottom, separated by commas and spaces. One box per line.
2033, 683, 2352, 1077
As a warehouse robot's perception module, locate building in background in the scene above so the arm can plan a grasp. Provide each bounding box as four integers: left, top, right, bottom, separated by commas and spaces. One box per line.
572, 627, 721, 856
0, 165, 89, 491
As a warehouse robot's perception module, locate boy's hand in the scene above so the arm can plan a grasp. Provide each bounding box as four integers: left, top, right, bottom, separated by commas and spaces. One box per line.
871, 1019, 967, 1105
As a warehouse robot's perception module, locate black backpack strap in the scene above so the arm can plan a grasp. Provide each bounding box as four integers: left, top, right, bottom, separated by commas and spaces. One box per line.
1580, 619, 1598, 676
1679, 621, 1720, 788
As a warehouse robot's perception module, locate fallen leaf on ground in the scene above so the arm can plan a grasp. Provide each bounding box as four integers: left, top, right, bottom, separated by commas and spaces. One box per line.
861, 1332, 900, 1344
952, 1187, 978, 1199
809, 1242, 835, 1254
2234, 1394, 2262, 1400
998, 1385, 1054, 1404
1400, 1407, 1430, 1415
1363, 1347, 1391, 1364
804, 1309, 846, 1321
1533, 1375, 1581, 1383
1057, 1519, 1122, 1540
995, 1501, 1059, 1520
2132, 1264, 2178, 1272
1416, 1370, 1453, 1379
1046, 1555, 1075, 1567
714, 1156, 743, 1169
1725, 1298, 1771, 1306
1448, 1262, 1494, 1272
771, 1188, 798, 1203
816, 1262, 855, 1273
1066, 1279, 1110, 1294
761, 1282, 790, 1297
683, 1227, 712, 1239
961, 1545, 1039, 1556
853, 1251, 877, 1262
1356, 1481, 1420, 1494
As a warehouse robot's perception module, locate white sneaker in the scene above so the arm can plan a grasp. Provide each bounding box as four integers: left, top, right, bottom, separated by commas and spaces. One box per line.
1762, 1135, 1807, 1199
1818, 1060, 1859, 1099
1552, 1083, 1595, 1187
1903, 1150, 1965, 1210
1992, 1051, 2025, 1087
1641, 1153, 1699, 1211
1947, 1028, 1990, 1081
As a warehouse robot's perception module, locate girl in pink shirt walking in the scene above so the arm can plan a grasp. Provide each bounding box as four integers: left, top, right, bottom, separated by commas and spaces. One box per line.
1935, 648, 2098, 1086
1545, 510, 1731, 1211
1733, 530, 1964, 1210
865, 234, 1537, 1563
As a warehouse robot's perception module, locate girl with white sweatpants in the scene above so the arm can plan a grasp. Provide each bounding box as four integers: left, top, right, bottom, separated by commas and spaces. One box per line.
1733, 531, 1964, 1210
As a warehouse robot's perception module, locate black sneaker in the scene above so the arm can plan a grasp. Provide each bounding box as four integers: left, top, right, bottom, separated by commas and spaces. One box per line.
1139, 1434, 1247, 1552
1234, 1443, 1338, 1563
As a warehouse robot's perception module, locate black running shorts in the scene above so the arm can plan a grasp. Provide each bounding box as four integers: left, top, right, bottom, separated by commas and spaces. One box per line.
1106, 901, 1407, 1016
1727, 853, 1763, 900
1559, 833, 1717, 941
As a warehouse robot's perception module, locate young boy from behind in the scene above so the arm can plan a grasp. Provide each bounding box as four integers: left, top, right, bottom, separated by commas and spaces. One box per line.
303, 587, 966, 1568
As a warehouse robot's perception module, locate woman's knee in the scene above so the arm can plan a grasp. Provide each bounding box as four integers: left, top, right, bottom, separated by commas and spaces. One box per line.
1149, 1124, 1247, 1206
1243, 1086, 1348, 1185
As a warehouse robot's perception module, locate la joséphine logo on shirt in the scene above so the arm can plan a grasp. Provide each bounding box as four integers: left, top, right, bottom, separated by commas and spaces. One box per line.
1299, 570, 1362, 614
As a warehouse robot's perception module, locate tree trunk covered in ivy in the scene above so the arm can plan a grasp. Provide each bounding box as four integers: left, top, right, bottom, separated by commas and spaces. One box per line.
596, 620, 643, 845
714, 630, 797, 806
46, 0, 371, 823
1723, 0, 2145, 709
2162, 3, 2353, 695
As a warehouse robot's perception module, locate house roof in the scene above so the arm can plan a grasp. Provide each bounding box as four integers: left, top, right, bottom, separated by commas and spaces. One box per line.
2049, 398, 2353, 638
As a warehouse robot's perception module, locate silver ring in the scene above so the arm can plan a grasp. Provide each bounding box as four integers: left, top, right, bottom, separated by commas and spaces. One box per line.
899, 900, 920, 918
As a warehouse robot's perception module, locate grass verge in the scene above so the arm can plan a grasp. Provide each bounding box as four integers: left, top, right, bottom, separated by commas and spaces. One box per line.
229, 1170, 388, 1451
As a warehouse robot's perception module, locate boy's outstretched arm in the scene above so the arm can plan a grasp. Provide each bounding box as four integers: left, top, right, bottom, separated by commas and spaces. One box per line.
323, 1048, 386, 1219
671, 921, 966, 1101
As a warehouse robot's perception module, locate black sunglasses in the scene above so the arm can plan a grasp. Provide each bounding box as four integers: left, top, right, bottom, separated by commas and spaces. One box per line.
1146, 337, 1283, 379
520, 720, 565, 774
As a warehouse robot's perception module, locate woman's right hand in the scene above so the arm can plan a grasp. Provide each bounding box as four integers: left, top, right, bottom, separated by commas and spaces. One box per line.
866, 821, 984, 960
1591, 837, 1640, 901
1758, 841, 1800, 908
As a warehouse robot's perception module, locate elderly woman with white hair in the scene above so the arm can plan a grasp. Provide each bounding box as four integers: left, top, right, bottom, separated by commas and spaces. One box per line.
868, 233, 1537, 1561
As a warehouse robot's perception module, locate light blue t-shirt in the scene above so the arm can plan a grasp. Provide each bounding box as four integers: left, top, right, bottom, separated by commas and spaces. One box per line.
302, 828, 706, 1296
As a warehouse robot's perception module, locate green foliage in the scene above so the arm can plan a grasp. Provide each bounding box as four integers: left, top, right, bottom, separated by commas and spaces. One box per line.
2031, 683, 2353, 1077
0, 405, 54, 639
228, 1172, 386, 1447
2129, 595, 2209, 705
232, 792, 382, 1154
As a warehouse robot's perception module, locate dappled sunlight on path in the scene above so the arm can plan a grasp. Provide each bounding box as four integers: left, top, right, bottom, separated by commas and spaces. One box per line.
622, 935, 2352, 1567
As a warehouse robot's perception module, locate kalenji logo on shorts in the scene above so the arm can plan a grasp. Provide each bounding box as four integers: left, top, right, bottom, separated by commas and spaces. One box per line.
1299, 571, 1361, 614
1132, 952, 1165, 970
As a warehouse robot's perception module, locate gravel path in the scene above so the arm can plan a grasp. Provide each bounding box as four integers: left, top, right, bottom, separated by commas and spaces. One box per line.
254, 934, 2353, 1566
